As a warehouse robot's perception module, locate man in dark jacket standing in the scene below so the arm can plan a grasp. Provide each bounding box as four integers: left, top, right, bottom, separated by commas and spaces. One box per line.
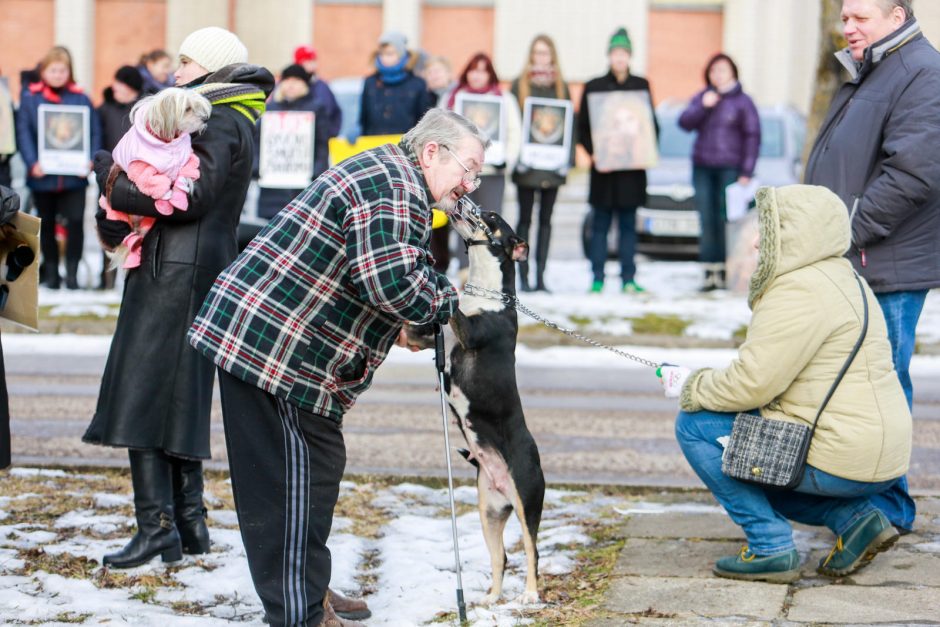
804, 0, 940, 535
578, 27, 656, 294
188, 108, 485, 627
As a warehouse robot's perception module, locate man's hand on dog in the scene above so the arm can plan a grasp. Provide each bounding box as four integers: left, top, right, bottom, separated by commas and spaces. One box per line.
395, 328, 424, 352
658, 365, 691, 398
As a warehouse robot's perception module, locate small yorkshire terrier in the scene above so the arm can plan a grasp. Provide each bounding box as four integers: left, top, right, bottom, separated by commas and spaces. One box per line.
100, 87, 211, 269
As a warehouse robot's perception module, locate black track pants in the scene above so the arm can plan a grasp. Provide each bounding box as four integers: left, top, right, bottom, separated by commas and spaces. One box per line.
218, 369, 346, 627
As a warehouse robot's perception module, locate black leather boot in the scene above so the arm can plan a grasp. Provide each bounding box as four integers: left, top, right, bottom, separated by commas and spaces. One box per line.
534, 223, 552, 292
518, 260, 532, 292
42, 262, 60, 290
103, 449, 183, 569
65, 259, 79, 290
171, 458, 210, 555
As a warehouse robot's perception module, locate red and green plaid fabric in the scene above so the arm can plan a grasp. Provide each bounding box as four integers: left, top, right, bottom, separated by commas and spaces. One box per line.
188, 142, 458, 421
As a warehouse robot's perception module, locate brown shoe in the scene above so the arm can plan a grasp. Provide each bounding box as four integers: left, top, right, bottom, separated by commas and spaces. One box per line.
318, 591, 367, 627
328, 588, 372, 620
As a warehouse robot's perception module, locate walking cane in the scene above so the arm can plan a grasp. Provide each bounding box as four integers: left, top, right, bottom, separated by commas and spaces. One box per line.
434, 322, 468, 623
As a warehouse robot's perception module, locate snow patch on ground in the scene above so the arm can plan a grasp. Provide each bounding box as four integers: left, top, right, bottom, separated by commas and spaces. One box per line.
0, 470, 612, 625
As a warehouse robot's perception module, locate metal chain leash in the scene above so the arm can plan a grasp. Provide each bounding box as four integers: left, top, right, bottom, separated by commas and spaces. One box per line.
462, 283, 662, 370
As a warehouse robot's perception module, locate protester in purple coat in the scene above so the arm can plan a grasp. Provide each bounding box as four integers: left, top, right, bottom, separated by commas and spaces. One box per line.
679, 53, 759, 291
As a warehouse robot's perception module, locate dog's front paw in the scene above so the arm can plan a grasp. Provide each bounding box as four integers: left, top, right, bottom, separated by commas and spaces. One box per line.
515, 591, 540, 605
481, 592, 501, 606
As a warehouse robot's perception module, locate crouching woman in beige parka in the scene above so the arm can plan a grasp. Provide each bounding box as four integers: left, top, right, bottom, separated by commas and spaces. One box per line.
661, 184, 911, 584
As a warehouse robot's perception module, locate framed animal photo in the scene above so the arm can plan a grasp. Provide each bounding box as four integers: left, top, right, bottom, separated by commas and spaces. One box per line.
37, 104, 90, 176
259, 110, 315, 189
454, 92, 506, 166
519, 97, 573, 171
587, 91, 658, 172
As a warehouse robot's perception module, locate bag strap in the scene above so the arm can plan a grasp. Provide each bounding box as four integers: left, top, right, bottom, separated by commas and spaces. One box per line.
808, 273, 869, 436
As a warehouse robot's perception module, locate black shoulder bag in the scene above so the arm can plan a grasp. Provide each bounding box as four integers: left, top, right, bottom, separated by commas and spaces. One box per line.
721, 274, 869, 490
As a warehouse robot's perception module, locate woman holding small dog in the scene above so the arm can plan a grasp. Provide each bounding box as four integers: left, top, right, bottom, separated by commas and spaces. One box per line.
83, 27, 274, 572
659, 184, 911, 583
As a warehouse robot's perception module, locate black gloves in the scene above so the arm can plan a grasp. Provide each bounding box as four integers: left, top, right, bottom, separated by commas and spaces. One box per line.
95, 209, 132, 251
0, 185, 19, 226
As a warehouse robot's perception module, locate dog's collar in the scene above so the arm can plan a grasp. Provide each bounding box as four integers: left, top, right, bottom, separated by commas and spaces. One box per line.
466, 239, 491, 247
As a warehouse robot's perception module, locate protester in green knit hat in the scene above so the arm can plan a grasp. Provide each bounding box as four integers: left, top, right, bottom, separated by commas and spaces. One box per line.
609, 27, 632, 54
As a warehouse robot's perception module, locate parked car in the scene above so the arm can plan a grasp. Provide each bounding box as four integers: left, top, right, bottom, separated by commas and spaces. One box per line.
582, 103, 806, 260
237, 76, 365, 249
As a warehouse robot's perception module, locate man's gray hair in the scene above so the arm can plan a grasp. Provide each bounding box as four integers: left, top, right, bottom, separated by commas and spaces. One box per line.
401, 108, 491, 156
877, 0, 913, 19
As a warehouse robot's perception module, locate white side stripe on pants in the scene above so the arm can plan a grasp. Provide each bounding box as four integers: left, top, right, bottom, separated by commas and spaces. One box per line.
278, 398, 311, 626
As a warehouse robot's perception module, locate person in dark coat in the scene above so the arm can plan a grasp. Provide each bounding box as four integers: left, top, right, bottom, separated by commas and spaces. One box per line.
804, 0, 939, 536
15, 46, 102, 290
359, 31, 433, 136
512, 34, 573, 292
293, 45, 342, 140
679, 53, 760, 291
254, 64, 335, 222
137, 49, 175, 95
83, 26, 274, 571
96, 65, 143, 289
577, 27, 653, 294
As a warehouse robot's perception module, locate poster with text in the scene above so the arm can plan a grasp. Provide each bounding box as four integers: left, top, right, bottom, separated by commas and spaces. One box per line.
259, 111, 315, 189
37, 104, 89, 176
519, 97, 573, 172
587, 91, 658, 172
455, 93, 506, 166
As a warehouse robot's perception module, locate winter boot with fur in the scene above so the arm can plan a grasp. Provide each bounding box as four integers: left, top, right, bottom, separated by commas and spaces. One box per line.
701, 263, 726, 292
103, 449, 183, 568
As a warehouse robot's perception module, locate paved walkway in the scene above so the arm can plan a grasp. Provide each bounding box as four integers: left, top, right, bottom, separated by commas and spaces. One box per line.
587, 492, 940, 626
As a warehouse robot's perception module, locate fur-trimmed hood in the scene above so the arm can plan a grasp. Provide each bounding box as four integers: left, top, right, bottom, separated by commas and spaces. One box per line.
747, 184, 850, 308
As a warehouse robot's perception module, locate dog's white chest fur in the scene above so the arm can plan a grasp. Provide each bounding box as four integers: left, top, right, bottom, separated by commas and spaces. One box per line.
460, 246, 506, 316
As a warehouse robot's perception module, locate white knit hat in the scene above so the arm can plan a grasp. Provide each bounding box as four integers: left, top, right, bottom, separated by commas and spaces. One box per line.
178, 26, 248, 73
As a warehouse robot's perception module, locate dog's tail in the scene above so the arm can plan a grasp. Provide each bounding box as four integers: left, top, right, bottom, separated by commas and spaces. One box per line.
457, 448, 479, 469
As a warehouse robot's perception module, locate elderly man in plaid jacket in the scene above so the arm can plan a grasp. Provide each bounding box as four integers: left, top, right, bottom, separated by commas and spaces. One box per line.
188, 108, 487, 627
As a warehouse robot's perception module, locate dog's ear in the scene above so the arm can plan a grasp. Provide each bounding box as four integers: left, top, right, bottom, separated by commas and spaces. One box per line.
511, 237, 529, 261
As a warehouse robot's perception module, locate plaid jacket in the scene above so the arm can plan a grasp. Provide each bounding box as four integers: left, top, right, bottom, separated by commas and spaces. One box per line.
188, 142, 458, 421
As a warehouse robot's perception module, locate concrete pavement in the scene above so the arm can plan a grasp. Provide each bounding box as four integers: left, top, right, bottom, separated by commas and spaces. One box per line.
587, 491, 940, 626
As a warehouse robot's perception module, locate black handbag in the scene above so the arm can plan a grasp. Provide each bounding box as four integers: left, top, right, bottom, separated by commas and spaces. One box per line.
721, 273, 869, 490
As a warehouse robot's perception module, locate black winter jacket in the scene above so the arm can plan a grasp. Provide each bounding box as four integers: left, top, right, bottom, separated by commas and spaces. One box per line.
805, 21, 940, 293
97, 87, 138, 152
83, 65, 274, 459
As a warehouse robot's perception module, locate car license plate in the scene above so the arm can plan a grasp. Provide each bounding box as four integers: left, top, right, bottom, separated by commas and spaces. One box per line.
641, 211, 700, 237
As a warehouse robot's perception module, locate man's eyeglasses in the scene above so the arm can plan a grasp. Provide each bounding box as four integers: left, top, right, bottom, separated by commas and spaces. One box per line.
442, 145, 482, 192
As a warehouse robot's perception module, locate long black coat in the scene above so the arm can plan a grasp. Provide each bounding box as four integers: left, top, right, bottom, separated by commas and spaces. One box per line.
577, 71, 657, 209
83, 65, 274, 459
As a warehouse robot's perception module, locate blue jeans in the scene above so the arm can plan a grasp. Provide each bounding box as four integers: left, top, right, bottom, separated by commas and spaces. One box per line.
675, 409, 900, 555
693, 166, 738, 263
866, 289, 927, 531
589, 205, 637, 283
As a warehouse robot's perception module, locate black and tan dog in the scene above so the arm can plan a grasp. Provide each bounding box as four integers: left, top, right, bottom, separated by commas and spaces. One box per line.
407, 211, 545, 604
